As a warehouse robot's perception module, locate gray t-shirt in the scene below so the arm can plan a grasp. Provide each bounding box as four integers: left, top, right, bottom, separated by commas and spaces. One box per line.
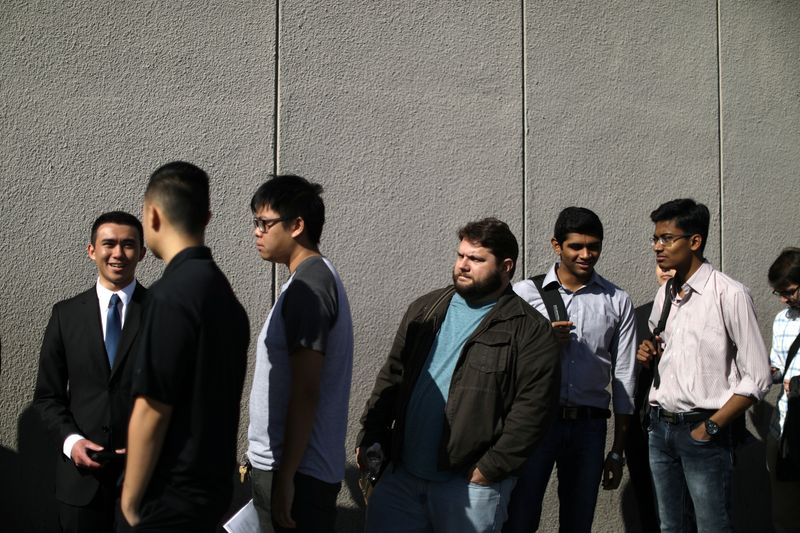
247, 256, 354, 483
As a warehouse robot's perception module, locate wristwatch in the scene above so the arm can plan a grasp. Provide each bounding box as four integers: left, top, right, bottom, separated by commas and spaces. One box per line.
704, 418, 720, 437
607, 451, 625, 466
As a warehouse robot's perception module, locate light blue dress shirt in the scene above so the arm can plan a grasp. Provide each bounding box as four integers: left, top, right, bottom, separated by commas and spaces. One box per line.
513, 263, 637, 414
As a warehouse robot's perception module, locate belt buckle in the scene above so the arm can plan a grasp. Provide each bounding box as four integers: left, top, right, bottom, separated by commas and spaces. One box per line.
658, 407, 677, 424
561, 407, 578, 420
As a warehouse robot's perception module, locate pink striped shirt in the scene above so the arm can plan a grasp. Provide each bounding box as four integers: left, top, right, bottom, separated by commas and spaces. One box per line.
648, 261, 771, 412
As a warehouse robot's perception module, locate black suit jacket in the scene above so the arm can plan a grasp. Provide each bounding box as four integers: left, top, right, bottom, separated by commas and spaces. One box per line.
33, 282, 147, 506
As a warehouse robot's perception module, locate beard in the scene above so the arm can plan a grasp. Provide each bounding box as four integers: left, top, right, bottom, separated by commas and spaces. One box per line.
453, 268, 504, 302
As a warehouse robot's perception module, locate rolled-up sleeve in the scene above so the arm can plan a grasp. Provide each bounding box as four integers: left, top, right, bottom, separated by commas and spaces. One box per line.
724, 288, 771, 401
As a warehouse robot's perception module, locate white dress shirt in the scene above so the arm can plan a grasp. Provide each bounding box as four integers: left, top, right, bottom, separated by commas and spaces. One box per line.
648, 261, 771, 412
63, 278, 137, 459
513, 264, 638, 414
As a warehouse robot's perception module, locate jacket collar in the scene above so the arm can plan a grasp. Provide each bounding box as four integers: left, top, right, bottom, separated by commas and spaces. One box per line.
163, 246, 212, 277
428, 284, 526, 323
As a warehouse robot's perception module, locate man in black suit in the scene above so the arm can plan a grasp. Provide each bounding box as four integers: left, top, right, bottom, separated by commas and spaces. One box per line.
33, 211, 147, 533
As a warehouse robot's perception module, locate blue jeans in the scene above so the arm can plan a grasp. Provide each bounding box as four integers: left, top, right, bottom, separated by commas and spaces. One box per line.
503, 417, 607, 533
364, 464, 516, 533
648, 414, 733, 533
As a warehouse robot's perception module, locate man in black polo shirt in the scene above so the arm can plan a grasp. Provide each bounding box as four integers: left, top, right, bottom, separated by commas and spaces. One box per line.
120, 161, 250, 532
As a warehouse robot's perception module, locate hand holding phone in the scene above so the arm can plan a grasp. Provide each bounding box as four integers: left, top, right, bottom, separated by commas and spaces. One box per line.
87, 449, 121, 464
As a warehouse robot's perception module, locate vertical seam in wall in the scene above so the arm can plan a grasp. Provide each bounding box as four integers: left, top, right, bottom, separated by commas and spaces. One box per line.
271, 0, 281, 305
520, 0, 528, 279
716, 0, 725, 271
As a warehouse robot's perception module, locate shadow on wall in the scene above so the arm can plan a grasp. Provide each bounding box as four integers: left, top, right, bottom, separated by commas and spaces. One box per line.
0, 404, 60, 532
619, 402, 776, 533
3, 403, 773, 533
1, 405, 367, 533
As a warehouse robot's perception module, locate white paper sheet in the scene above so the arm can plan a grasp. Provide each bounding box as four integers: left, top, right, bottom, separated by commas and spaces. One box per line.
223, 499, 260, 533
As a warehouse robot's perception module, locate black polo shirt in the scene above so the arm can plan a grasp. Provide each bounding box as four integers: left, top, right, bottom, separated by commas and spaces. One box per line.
132, 246, 249, 518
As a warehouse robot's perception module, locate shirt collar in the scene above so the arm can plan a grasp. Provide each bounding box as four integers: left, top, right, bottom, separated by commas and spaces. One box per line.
545, 262, 607, 292
682, 261, 713, 296
95, 278, 137, 309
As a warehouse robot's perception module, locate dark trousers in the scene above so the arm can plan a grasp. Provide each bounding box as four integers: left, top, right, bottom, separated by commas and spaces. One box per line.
59, 482, 118, 533
626, 414, 661, 533
625, 365, 660, 533
251, 468, 341, 533
115, 498, 217, 533
504, 416, 607, 533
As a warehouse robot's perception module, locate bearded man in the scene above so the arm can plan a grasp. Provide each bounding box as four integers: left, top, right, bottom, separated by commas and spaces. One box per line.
357, 217, 560, 533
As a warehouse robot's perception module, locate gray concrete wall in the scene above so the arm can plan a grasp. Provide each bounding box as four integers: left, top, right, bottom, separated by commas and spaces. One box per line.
1, 1, 798, 531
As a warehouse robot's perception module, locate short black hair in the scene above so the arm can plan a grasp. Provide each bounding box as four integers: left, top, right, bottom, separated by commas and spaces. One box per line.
650, 198, 710, 254
553, 207, 604, 244
90, 211, 144, 246
768, 247, 800, 288
145, 161, 210, 236
457, 217, 519, 278
250, 175, 325, 246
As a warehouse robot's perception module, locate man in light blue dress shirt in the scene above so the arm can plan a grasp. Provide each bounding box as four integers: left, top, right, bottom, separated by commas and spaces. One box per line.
504, 207, 637, 533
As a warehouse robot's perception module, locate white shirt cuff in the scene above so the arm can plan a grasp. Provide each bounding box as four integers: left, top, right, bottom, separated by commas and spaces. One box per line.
63, 434, 84, 460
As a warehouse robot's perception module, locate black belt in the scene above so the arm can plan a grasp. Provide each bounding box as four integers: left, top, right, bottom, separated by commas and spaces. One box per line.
651, 406, 714, 424
559, 406, 611, 420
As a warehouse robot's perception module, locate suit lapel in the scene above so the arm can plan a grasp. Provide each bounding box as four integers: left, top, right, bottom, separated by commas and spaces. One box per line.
78, 288, 111, 378
110, 282, 145, 380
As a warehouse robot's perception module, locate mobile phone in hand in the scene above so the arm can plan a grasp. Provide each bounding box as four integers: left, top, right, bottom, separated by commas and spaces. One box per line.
88, 449, 119, 464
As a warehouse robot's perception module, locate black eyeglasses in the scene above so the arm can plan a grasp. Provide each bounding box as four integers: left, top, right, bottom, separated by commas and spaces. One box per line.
650, 234, 692, 247
253, 216, 287, 232
772, 286, 800, 299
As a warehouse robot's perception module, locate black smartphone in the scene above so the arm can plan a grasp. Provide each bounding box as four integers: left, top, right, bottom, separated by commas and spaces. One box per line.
88, 449, 119, 464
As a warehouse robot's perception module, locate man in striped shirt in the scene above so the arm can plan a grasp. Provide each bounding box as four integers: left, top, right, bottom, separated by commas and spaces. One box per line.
637, 198, 771, 533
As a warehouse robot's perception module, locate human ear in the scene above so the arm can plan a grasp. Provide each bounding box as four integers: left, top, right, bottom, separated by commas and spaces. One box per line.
289, 217, 305, 239
689, 234, 703, 252
551, 238, 561, 256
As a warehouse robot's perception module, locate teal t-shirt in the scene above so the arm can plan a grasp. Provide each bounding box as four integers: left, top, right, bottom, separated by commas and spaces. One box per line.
402, 293, 495, 480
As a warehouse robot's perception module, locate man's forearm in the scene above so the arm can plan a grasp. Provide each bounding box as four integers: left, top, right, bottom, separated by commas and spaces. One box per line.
280, 384, 320, 479
121, 396, 172, 515
712, 394, 755, 428
280, 347, 324, 479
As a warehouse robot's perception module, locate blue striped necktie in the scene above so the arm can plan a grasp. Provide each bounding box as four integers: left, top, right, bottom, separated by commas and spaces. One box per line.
105, 293, 121, 367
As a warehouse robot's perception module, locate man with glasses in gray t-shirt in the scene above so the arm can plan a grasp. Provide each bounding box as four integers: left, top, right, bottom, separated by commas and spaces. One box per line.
246, 175, 353, 533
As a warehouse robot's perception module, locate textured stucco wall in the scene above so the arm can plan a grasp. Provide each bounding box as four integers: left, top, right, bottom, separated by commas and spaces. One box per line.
1, 1, 798, 532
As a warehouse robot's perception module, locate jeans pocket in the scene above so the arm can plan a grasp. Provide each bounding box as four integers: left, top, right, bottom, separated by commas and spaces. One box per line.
687, 426, 713, 446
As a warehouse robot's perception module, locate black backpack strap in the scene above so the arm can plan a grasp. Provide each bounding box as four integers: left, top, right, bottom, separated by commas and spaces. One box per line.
653, 279, 674, 337
530, 274, 568, 323
652, 279, 674, 389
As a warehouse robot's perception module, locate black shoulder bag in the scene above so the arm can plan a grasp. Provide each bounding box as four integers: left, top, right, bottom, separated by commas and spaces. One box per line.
776, 331, 800, 481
